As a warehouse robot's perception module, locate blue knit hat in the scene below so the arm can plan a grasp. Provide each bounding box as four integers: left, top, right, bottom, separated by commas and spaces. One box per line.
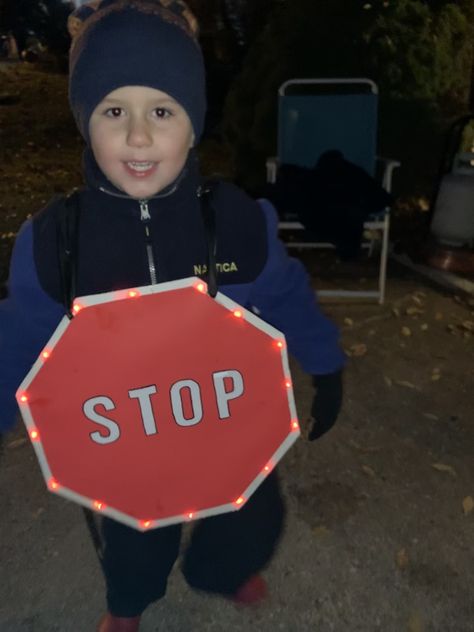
68, 0, 206, 143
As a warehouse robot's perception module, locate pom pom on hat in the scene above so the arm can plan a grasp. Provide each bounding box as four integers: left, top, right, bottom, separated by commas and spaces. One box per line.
68, 0, 206, 143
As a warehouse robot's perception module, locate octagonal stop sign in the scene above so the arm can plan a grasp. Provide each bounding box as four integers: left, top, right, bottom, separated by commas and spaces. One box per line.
17, 277, 299, 530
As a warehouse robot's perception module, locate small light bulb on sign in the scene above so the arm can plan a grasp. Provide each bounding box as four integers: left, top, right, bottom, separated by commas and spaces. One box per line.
29, 429, 40, 442
234, 496, 245, 507
41, 350, 51, 359
285, 380, 292, 388
72, 304, 82, 314
233, 310, 243, 319
196, 282, 206, 293
291, 420, 300, 431
187, 512, 194, 520
19, 394, 28, 403
140, 520, 152, 529
93, 501, 105, 511
276, 340, 284, 349
128, 290, 139, 298
48, 478, 59, 490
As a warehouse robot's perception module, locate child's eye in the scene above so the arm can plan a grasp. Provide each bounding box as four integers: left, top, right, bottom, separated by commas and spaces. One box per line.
105, 107, 124, 118
153, 107, 172, 119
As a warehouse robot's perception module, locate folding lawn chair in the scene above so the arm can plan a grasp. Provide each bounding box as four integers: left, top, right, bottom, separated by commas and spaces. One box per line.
266, 78, 400, 304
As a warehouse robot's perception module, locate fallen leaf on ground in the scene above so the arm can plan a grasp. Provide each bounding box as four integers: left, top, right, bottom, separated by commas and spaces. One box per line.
431, 373, 441, 382
395, 380, 419, 390
32, 507, 45, 519
423, 413, 439, 421
344, 317, 354, 326
408, 612, 424, 632
7, 437, 28, 449
312, 526, 331, 538
435, 312, 443, 320
462, 496, 473, 515
420, 323, 429, 331
401, 326, 412, 337
396, 548, 409, 569
346, 343, 367, 357
406, 306, 424, 316
361, 465, 376, 478
411, 293, 425, 305
431, 463, 457, 477
392, 307, 400, 318
461, 320, 474, 332
384, 376, 393, 387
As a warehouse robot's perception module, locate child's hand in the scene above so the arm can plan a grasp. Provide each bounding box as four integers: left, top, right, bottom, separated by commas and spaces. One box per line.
308, 370, 343, 441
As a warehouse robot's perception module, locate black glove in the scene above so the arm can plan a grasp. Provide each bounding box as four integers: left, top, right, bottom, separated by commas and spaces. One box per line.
308, 370, 343, 440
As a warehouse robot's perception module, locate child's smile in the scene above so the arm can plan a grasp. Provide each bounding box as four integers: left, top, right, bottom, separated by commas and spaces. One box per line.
125, 161, 156, 174
89, 86, 195, 199
124, 161, 159, 179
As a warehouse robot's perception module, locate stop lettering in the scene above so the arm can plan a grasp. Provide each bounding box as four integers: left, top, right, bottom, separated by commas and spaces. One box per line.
84, 369, 245, 444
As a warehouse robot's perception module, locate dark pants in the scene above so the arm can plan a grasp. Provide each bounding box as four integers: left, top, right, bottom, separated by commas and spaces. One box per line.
100, 472, 285, 617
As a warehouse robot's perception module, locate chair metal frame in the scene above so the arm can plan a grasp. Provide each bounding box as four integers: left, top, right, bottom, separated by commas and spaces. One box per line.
267, 78, 400, 304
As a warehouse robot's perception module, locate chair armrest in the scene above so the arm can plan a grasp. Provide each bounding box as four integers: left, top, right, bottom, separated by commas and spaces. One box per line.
376, 156, 401, 193
266, 156, 279, 183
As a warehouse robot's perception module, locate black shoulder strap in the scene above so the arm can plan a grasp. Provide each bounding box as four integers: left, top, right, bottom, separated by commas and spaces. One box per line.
197, 180, 218, 298
55, 191, 104, 564
56, 190, 80, 318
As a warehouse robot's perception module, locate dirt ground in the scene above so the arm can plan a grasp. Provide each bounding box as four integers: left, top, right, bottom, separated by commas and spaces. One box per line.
0, 64, 473, 632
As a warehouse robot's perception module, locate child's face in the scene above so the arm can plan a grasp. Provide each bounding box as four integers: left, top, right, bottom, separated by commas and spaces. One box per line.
89, 86, 195, 199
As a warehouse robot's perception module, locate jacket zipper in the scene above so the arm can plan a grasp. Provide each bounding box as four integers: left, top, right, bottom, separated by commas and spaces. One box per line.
139, 199, 158, 285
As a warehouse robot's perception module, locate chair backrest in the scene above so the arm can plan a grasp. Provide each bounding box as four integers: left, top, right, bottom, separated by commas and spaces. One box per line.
278, 79, 378, 176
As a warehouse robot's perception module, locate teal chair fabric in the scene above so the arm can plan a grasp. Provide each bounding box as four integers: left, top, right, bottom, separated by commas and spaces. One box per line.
278, 92, 378, 176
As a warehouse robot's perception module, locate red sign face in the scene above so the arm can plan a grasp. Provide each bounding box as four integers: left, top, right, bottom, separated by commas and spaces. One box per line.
17, 278, 299, 530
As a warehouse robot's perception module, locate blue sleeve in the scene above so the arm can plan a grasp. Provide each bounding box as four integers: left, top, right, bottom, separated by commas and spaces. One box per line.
248, 199, 346, 375
0, 220, 64, 432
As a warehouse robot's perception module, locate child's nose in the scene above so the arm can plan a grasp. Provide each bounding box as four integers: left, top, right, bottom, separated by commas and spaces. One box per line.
127, 117, 153, 147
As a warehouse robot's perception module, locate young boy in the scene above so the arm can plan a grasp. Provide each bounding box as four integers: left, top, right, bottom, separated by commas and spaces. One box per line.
0, 1, 344, 630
